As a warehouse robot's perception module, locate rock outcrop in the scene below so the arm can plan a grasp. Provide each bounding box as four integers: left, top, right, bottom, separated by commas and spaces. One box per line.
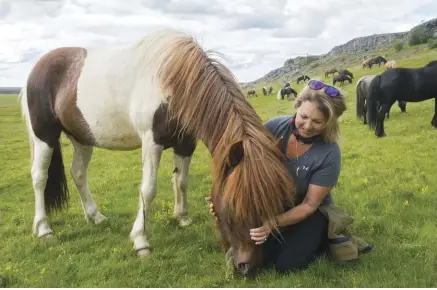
243, 18, 437, 87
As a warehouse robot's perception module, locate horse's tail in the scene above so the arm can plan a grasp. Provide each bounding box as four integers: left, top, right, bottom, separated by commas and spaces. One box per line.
356, 77, 366, 120
367, 75, 381, 129
276, 89, 282, 100
20, 82, 69, 215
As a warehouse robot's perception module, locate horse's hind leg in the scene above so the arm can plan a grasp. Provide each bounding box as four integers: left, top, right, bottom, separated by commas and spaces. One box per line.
32, 136, 55, 239
130, 131, 163, 257
172, 138, 196, 227
68, 136, 107, 224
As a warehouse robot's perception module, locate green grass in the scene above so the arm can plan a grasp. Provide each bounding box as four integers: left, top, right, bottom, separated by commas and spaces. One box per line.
1, 46, 437, 287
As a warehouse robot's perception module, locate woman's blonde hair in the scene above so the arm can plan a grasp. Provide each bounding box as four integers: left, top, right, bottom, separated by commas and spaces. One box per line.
294, 83, 346, 143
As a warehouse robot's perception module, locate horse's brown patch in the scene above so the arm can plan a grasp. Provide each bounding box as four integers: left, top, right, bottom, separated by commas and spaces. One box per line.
152, 103, 196, 157
27, 47, 94, 146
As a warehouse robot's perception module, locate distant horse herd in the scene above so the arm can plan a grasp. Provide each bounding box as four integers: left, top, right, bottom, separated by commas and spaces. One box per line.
246, 55, 437, 138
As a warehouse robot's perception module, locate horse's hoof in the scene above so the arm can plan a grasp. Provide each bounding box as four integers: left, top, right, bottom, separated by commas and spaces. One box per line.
137, 248, 151, 258
93, 212, 108, 225
179, 217, 193, 227
42, 233, 57, 245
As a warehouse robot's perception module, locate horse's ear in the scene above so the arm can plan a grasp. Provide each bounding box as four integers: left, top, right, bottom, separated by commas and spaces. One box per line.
228, 141, 244, 168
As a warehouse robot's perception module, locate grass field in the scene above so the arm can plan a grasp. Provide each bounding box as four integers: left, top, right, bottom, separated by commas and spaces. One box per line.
1, 45, 437, 287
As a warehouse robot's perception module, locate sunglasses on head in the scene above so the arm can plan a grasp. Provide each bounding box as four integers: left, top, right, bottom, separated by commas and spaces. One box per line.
308, 80, 340, 97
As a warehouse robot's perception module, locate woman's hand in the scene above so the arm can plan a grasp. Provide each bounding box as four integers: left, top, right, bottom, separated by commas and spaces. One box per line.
205, 196, 217, 220
250, 219, 277, 245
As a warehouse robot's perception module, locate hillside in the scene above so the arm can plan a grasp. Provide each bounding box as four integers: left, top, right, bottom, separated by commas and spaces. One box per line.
243, 18, 437, 87
0, 87, 21, 94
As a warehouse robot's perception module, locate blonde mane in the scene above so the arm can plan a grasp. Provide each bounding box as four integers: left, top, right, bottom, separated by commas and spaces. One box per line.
152, 30, 295, 230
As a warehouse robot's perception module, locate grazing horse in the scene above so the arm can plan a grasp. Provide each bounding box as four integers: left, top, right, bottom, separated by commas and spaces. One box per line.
333, 74, 352, 86
276, 86, 298, 101
296, 74, 310, 84
247, 89, 257, 97
338, 69, 354, 80
372, 56, 388, 67
268, 86, 273, 95
19, 29, 295, 276
367, 60, 437, 137
356, 75, 406, 124
362, 58, 372, 69
384, 60, 397, 70
262, 87, 268, 96
363, 56, 387, 69
324, 68, 338, 78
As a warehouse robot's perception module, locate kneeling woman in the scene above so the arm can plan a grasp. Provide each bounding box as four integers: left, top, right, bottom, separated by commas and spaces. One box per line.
207, 80, 371, 273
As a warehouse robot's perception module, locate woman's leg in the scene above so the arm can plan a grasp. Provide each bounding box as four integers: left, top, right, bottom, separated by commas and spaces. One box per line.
263, 210, 328, 273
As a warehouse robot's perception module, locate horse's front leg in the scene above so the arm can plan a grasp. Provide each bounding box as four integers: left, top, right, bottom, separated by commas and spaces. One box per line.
172, 154, 193, 227
376, 104, 388, 137
129, 131, 163, 257
431, 98, 437, 128
172, 136, 196, 227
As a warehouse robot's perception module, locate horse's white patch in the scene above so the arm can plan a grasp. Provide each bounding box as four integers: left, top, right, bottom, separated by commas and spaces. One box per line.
76, 45, 163, 150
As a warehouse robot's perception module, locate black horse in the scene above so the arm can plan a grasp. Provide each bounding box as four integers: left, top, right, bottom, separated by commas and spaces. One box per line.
262, 87, 268, 96
372, 56, 387, 67
338, 69, 354, 80
296, 74, 310, 84
426, 60, 437, 67
333, 74, 352, 86
356, 75, 406, 125
268, 86, 273, 95
367, 60, 437, 137
277, 86, 297, 101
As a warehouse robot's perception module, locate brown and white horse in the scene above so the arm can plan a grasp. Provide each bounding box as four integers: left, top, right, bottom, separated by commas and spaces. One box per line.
20, 29, 295, 276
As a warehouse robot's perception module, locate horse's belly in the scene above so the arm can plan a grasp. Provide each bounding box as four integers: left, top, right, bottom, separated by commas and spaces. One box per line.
86, 110, 142, 149
75, 94, 142, 149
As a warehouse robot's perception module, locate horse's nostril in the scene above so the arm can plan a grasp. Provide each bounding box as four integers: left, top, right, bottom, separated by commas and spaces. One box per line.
237, 263, 250, 276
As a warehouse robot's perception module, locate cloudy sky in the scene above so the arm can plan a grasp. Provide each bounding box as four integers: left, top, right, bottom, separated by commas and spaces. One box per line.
0, 0, 436, 86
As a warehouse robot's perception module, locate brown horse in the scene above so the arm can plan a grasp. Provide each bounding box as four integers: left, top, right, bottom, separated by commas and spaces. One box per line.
362, 59, 372, 69
362, 56, 387, 69
19, 29, 295, 277
247, 89, 257, 97
324, 68, 338, 78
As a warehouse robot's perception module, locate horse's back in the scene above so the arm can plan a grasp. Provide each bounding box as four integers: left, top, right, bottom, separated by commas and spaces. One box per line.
380, 67, 437, 101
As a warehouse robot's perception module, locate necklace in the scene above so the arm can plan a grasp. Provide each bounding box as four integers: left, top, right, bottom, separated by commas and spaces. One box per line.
294, 136, 301, 177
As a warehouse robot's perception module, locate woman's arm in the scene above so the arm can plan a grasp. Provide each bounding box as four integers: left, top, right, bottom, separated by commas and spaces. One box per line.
249, 184, 332, 244
276, 184, 332, 227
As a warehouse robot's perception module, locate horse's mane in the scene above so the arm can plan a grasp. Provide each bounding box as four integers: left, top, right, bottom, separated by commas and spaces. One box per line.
143, 29, 295, 228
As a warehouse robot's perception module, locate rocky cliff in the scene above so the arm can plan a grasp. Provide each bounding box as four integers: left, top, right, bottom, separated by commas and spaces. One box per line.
327, 32, 408, 56
243, 18, 437, 87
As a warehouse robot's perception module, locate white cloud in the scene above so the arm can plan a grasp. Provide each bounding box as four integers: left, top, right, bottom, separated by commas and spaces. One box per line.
0, 0, 436, 87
